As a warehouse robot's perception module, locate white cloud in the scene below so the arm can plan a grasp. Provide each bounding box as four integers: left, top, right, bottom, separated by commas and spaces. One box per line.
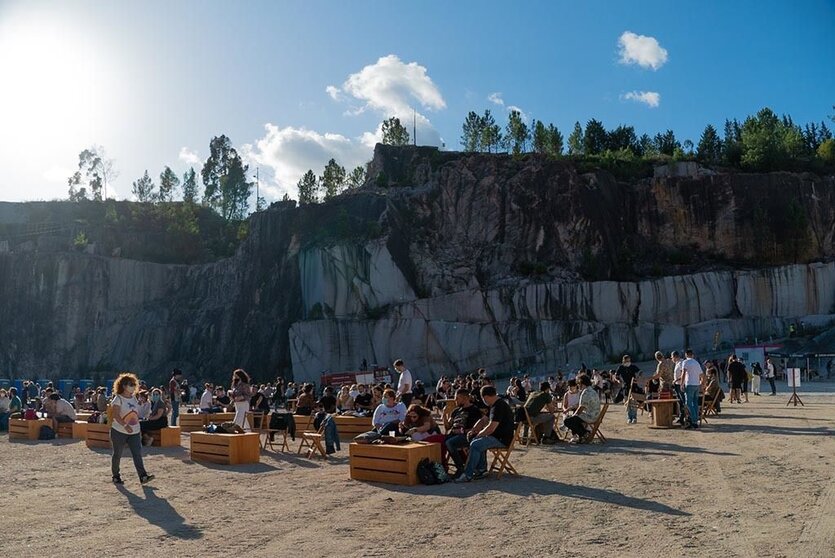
487, 92, 504, 106
242, 123, 372, 201
618, 31, 668, 70
622, 90, 661, 108
506, 105, 530, 122
325, 85, 342, 101
178, 147, 202, 167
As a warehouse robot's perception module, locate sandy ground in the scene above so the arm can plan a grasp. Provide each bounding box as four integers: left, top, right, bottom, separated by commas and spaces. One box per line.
2, 391, 833, 558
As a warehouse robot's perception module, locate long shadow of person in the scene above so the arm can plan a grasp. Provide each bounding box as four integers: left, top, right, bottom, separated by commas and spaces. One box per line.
117, 485, 202, 539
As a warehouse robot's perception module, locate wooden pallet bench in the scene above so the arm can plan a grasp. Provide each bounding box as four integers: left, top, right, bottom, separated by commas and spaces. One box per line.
86, 423, 112, 449
72, 421, 89, 440
190, 432, 260, 465
349, 442, 441, 486
56, 421, 75, 438
333, 415, 373, 441
9, 418, 51, 441
179, 413, 207, 432
148, 426, 182, 447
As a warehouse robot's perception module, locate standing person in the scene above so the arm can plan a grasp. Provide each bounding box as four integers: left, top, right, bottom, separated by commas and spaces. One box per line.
741, 360, 750, 403
393, 359, 413, 406
751, 362, 763, 396
0, 389, 10, 431
616, 355, 639, 410
682, 349, 704, 429
727, 355, 746, 403
168, 369, 183, 426
765, 357, 777, 395
671, 351, 687, 425
230, 369, 252, 428
110, 373, 154, 485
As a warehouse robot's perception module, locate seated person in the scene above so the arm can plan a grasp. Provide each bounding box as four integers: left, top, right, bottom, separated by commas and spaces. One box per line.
371, 389, 407, 434
199, 383, 221, 413
95, 388, 108, 412
523, 381, 558, 443
140, 389, 170, 446
40, 388, 57, 418
454, 386, 516, 482
214, 386, 231, 410
370, 386, 383, 409
412, 380, 427, 405
703, 370, 725, 413
295, 384, 315, 416
445, 388, 489, 474
137, 391, 151, 419
318, 387, 337, 414
7, 387, 22, 420
401, 404, 441, 441
0, 389, 11, 431
353, 384, 373, 411
558, 379, 581, 435
250, 390, 272, 415
563, 375, 601, 443
337, 385, 354, 412
49, 393, 77, 425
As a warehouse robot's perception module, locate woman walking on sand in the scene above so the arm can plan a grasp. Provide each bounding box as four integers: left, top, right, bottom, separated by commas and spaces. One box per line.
110, 372, 155, 485
231, 369, 253, 429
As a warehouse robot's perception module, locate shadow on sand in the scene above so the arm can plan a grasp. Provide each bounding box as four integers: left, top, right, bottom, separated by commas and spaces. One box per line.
117, 485, 202, 540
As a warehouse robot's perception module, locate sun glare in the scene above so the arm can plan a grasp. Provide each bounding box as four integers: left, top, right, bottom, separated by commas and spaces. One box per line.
0, 9, 123, 175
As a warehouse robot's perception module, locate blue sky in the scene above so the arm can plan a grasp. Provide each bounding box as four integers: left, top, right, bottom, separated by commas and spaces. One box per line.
0, 0, 833, 203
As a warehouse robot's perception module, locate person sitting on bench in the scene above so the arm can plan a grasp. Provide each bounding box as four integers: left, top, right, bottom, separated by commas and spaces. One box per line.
563, 375, 601, 443
140, 388, 170, 446
372, 389, 407, 434
454, 385, 515, 483
200, 383, 221, 413
49, 393, 77, 426
295, 384, 315, 416
445, 388, 489, 475
353, 384, 374, 411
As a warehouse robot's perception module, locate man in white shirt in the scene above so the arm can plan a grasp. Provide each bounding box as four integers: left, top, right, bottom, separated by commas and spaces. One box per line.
765, 358, 777, 395
682, 349, 704, 429
199, 383, 217, 412
394, 359, 413, 406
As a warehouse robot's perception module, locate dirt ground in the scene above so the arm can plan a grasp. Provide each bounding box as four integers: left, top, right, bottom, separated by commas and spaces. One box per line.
2, 392, 833, 558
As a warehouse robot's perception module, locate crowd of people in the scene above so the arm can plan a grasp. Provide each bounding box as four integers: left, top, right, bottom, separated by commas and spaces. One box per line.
0, 350, 785, 486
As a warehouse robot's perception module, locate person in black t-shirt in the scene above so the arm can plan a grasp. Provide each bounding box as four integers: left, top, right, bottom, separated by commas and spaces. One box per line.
454, 386, 516, 482
444, 388, 489, 474
318, 387, 337, 414
727, 355, 747, 404
353, 384, 373, 411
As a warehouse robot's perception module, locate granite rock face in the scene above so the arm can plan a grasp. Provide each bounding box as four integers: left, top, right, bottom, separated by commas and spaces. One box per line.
1, 146, 834, 384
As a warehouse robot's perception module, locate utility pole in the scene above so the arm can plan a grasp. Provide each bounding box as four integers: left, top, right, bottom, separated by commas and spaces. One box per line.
413, 108, 416, 146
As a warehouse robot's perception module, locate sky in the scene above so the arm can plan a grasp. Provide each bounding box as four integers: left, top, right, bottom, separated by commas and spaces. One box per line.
0, 0, 833, 205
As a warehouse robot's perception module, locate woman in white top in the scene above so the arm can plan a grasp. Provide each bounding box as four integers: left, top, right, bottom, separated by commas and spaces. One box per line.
230, 369, 252, 428
110, 373, 154, 485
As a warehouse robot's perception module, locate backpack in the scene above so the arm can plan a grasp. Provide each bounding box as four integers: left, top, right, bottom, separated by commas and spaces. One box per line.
38, 425, 56, 440
23, 408, 38, 420
353, 430, 381, 444
88, 411, 101, 423
417, 458, 439, 485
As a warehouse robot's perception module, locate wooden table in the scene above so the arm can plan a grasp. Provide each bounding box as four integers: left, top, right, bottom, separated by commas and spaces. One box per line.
647, 398, 679, 429
333, 415, 373, 441
190, 432, 260, 465
9, 418, 51, 441
349, 442, 441, 486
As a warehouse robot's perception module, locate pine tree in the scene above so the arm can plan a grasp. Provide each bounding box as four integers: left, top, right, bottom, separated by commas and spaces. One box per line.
461, 111, 485, 152
131, 170, 155, 202
182, 168, 198, 204
158, 166, 180, 202
567, 122, 584, 155
546, 124, 563, 157
696, 124, 722, 163
505, 110, 529, 155
583, 119, 607, 155
321, 158, 346, 201
297, 170, 318, 204
346, 165, 366, 189
480, 110, 502, 153
381, 117, 410, 146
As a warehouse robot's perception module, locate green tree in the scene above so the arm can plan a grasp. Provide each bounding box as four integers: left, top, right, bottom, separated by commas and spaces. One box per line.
722, 119, 743, 166
182, 167, 198, 204
505, 110, 529, 155
321, 158, 346, 201
583, 119, 607, 155
696, 124, 722, 163
461, 111, 485, 152
480, 110, 502, 153
131, 170, 155, 202
545, 123, 563, 157
818, 138, 835, 165
67, 146, 117, 201
637, 133, 654, 157
606, 125, 637, 153
381, 117, 410, 146
567, 122, 584, 155
654, 129, 680, 156
201, 135, 252, 220
346, 165, 366, 189
158, 166, 180, 202
297, 170, 318, 204
739, 108, 802, 170
532, 120, 548, 154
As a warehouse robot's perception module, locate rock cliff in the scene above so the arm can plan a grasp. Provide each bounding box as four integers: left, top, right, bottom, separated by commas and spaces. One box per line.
1, 145, 834, 384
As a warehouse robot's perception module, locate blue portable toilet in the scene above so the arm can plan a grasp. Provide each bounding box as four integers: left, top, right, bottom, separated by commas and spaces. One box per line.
79, 379, 94, 392
37, 378, 51, 390
12, 379, 25, 393
58, 379, 75, 399
0, 378, 10, 390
